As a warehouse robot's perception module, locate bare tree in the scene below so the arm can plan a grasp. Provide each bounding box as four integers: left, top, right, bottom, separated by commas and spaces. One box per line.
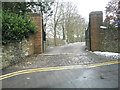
105, 0, 118, 17
49, 1, 63, 46
46, 1, 87, 46
104, 1, 119, 26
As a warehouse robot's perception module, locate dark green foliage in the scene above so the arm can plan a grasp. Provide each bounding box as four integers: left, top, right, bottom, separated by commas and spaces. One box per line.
28, 2, 54, 16
2, 2, 54, 45
2, 11, 37, 45
2, 2, 54, 16
2, 2, 31, 15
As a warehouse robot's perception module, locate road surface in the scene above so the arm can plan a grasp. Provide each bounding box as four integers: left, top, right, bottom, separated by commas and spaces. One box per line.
1, 42, 119, 88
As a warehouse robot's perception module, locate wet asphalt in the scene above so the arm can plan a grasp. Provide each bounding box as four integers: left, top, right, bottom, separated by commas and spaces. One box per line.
2, 64, 118, 88
1, 42, 119, 88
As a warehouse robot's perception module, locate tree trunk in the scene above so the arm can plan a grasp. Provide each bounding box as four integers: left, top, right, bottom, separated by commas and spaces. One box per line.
54, 23, 57, 46
62, 25, 65, 40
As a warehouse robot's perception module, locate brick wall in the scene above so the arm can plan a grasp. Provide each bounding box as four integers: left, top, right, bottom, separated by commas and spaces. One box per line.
30, 13, 43, 54
28, 35, 35, 55
89, 11, 103, 51
86, 11, 119, 53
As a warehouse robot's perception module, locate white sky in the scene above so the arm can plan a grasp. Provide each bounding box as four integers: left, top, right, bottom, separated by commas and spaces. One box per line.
63, 0, 111, 21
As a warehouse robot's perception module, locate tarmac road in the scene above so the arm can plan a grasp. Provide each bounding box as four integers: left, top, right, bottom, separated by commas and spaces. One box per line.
44, 42, 87, 55
2, 64, 119, 88
1, 42, 119, 88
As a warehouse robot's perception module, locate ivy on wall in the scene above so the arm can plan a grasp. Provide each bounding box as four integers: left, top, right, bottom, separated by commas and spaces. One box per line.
2, 11, 37, 45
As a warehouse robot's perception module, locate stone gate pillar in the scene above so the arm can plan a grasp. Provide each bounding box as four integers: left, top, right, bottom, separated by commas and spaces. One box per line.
89, 11, 103, 51
30, 13, 43, 54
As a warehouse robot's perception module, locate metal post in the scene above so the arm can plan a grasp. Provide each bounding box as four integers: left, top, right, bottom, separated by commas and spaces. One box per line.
118, 1, 120, 52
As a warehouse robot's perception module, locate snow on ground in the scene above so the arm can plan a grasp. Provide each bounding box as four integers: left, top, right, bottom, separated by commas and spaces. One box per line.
93, 51, 120, 59
68, 42, 85, 45
60, 42, 85, 47
49, 42, 85, 48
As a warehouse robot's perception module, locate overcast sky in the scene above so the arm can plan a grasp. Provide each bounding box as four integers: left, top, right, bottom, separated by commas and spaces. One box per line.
63, 0, 111, 21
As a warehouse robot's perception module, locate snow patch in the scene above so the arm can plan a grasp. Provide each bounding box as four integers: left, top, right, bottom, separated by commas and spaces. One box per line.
49, 47, 54, 48
62, 42, 85, 47
93, 51, 120, 59
93, 51, 119, 56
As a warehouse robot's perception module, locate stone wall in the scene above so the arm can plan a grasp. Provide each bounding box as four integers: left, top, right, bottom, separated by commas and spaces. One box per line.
100, 28, 119, 52
2, 13, 43, 69
2, 38, 30, 69
86, 11, 119, 53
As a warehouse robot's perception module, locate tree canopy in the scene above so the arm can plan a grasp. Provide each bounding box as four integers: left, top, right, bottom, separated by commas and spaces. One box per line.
104, 1, 119, 28
2, 2, 54, 16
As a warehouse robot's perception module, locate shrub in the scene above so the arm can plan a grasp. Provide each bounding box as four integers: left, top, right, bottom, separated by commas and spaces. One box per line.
2, 11, 37, 45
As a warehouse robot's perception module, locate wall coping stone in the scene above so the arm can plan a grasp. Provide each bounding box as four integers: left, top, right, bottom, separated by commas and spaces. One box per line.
90, 11, 103, 15
30, 13, 42, 16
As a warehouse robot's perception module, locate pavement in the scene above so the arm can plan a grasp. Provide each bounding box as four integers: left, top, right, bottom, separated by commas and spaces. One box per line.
1, 42, 119, 88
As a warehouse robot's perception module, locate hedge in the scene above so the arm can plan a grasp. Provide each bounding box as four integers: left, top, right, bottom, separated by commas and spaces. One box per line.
2, 11, 37, 45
